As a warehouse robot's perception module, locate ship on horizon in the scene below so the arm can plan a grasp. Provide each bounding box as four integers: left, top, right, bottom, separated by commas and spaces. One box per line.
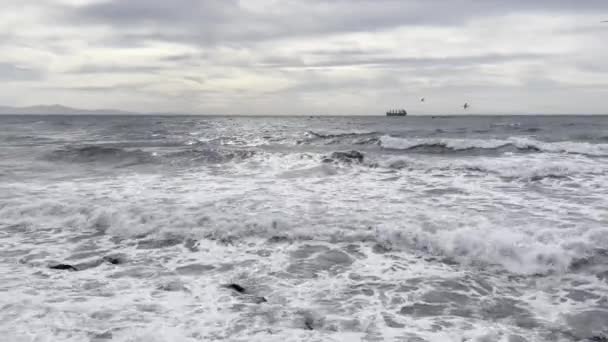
386, 109, 407, 116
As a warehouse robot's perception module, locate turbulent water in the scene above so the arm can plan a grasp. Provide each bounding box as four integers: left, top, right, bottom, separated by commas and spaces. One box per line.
1, 115, 607, 342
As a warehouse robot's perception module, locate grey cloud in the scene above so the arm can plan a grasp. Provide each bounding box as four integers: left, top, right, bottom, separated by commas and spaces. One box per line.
74, 0, 238, 24
280, 75, 402, 94
45, 83, 146, 92
257, 53, 548, 69
4, 0, 608, 114
65, 0, 608, 47
183, 76, 205, 85
69, 64, 164, 74
160, 54, 200, 62
0, 63, 43, 81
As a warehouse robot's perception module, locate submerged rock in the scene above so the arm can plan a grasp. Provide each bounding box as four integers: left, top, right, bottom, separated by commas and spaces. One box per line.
372, 243, 392, 254
299, 311, 324, 331
223, 283, 247, 294
184, 238, 199, 252
49, 254, 126, 272
323, 150, 364, 164
49, 264, 78, 271
222, 283, 267, 303
102, 254, 127, 265
250, 296, 268, 304
267, 235, 292, 244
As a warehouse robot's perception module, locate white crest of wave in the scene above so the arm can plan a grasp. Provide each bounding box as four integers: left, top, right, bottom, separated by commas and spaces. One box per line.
379, 135, 608, 156
380, 136, 509, 150
374, 223, 596, 275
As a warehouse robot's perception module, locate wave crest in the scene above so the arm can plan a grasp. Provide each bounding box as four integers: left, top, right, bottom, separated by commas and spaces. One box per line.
300, 131, 380, 145
47, 145, 154, 165
379, 136, 608, 157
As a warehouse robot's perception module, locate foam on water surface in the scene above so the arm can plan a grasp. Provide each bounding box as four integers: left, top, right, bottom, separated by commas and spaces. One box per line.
1, 115, 608, 341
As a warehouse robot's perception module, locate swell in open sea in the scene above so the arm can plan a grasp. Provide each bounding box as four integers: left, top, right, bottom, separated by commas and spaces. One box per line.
1, 115, 607, 341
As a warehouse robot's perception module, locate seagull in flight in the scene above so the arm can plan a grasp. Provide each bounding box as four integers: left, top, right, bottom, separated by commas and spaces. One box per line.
463, 103, 470, 110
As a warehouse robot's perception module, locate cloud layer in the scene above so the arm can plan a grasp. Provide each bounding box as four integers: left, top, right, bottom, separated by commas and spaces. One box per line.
2, 0, 608, 114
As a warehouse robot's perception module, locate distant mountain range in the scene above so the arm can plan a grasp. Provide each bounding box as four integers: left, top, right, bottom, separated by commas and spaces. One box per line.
0, 105, 137, 115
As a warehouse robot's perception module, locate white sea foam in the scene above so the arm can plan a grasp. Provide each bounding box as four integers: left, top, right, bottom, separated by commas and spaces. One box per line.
2, 116, 608, 341
380, 135, 608, 156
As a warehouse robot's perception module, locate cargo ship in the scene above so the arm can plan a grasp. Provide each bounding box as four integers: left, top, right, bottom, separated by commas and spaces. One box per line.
386, 109, 407, 116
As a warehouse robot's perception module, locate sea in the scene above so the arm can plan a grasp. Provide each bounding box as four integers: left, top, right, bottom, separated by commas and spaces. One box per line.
0, 115, 607, 342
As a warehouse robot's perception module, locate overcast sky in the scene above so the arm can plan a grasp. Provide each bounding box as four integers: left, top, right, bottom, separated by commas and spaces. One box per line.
2, 0, 608, 115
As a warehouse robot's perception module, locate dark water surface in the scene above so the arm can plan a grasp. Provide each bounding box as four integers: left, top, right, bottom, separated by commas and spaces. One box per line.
1, 115, 607, 341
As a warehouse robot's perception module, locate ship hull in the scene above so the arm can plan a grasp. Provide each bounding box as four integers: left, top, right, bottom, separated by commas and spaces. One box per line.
386, 109, 407, 116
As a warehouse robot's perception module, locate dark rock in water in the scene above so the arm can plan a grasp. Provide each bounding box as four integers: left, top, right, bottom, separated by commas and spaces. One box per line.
304, 317, 314, 330
439, 257, 460, 266
184, 238, 199, 252
103, 258, 120, 265
224, 283, 247, 294
324, 150, 364, 164
372, 243, 392, 254
49, 255, 126, 272
300, 311, 324, 330
102, 254, 126, 265
267, 235, 292, 244
90, 331, 113, 341
252, 296, 268, 304
49, 264, 78, 271
334, 150, 364, 162
222, 284, 267, 303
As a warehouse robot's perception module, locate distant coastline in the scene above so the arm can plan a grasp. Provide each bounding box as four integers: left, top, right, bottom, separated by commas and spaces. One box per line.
0, 105, 136, 116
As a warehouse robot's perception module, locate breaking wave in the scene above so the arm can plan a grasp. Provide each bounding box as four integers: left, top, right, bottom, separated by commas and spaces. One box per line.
45, 144, 259, 167
46, 145, 154, 165
163, 148, 256, 165
380, 136, 608, 157
300, 131, 380, 145
2, 181, 606, 278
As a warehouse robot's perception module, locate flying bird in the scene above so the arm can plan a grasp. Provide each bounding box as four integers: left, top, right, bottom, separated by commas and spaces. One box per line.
420, 97, 425, 102
463, 103, 470, 110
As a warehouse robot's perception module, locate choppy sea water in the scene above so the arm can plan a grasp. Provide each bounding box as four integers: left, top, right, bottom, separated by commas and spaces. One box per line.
1, 115, 607, 342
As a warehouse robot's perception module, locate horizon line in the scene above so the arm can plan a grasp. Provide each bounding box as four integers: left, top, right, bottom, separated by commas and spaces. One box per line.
1, 113, 607, 117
